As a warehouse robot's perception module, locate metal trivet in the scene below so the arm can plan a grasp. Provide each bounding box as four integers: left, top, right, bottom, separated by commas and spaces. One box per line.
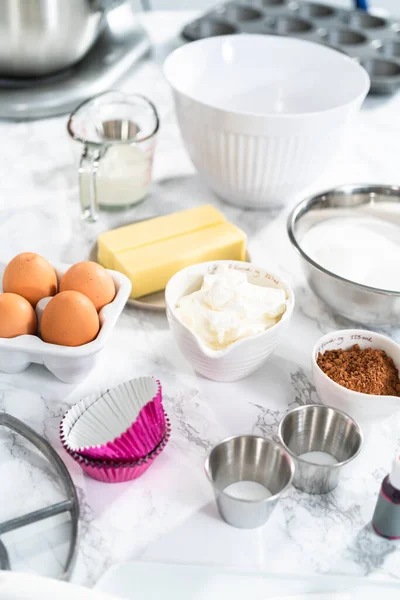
0, 413, 79, 579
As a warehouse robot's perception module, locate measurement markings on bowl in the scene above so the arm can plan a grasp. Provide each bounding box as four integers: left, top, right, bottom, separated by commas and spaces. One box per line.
319, 336, 345, 352
350, 334, 373, 342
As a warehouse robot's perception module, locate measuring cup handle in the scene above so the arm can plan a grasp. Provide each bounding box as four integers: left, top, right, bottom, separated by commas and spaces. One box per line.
79, 145, 101, 222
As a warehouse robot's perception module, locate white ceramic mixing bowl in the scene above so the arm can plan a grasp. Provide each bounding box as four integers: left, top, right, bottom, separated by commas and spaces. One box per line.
165, 261, 294, 382
312, 329, 400, 425
164, 35, 370, 209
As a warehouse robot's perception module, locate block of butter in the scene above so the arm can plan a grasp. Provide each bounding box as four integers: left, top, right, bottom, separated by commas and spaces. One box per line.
98, 205, 247, 299
98, 205, 226, 270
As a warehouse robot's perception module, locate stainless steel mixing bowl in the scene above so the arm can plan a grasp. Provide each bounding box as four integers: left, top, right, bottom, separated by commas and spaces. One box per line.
0, 0, 127, 77
287, 184, 400, 327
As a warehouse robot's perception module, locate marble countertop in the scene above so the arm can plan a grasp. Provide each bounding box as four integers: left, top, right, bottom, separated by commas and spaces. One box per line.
1, 9, 400, 591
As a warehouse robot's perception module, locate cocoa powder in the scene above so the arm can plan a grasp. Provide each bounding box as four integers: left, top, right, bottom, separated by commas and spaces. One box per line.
317, 344, 400, 396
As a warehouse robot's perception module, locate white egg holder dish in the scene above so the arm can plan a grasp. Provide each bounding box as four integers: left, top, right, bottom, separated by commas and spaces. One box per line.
0, 262, 132, 383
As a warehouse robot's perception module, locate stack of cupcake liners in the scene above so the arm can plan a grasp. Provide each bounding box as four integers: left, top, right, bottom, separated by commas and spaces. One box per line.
60, 377, 170, 483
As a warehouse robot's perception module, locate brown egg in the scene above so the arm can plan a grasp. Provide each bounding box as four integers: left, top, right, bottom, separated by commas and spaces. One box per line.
3, 252, 58, 307
60, 261, 115, 312
41, 291, 100, 347
0, 293, 37, 338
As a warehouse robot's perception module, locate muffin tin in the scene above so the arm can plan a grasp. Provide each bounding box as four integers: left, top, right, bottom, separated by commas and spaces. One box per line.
182, 1, 400, 94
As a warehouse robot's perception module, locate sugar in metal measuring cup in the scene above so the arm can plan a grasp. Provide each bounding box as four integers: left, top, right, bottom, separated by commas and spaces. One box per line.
205, 435, 294, 529
68, 91, 159, 222
278, 404, 363, 495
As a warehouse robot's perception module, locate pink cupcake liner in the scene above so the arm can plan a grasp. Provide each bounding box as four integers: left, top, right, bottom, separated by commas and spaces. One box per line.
61, 418, 171, 464
60, 377, 166, 461
63, 426, 171, 483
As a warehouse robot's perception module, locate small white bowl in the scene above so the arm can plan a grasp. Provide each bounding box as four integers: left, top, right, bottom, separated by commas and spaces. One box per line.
312, 329, 400, 425
165, 261, 294, 382
164, 35, 370, 209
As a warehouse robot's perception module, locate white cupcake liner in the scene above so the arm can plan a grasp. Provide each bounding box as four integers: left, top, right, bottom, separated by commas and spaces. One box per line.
60, 377, 166, 461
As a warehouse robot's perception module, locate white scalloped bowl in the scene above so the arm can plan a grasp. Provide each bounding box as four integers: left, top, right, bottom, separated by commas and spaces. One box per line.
0, 262, 131, 383
164, 35, 369, 209
165, 261, 294, 382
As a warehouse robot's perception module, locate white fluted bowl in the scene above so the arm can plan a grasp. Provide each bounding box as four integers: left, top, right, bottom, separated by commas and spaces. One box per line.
164, 35, 370, 209
165, 261, 294, 382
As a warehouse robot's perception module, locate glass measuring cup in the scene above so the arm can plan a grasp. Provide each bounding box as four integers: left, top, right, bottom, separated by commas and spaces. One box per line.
67, 91, 159, 222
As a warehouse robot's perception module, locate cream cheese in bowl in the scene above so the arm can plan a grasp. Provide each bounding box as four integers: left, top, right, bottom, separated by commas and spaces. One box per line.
176, 266, 287, 351
165, 261, 294, 382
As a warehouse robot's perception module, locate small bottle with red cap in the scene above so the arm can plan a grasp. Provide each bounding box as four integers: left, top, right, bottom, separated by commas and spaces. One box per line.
372, 455, 400, 540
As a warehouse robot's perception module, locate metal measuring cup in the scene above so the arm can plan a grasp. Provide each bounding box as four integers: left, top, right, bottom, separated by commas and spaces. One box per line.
205, 435, 294, 529
278, 404, 363, 495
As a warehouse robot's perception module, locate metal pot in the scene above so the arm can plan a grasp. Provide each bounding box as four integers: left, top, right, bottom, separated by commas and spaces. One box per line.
0, 0, 127, 77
